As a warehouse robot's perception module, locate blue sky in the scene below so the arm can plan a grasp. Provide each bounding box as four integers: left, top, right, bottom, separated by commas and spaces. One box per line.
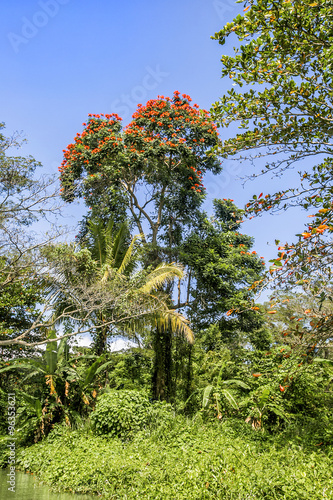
1, 0, 308, 275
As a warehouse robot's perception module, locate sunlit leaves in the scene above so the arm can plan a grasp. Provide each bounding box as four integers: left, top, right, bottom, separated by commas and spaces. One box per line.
211, 0, 333, 352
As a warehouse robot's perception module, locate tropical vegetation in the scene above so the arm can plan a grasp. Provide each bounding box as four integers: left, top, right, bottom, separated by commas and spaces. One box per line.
1, 1, 333, 498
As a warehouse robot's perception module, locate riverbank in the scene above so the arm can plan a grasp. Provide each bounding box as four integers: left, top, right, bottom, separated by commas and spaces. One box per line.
12, 418, 333, 500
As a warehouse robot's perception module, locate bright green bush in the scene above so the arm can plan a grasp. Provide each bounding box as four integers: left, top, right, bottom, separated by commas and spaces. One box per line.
91, 390, 150, 438
90, 390, 174, 439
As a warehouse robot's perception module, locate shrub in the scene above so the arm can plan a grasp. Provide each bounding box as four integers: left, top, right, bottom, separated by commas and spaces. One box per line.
91, 390, 150, 438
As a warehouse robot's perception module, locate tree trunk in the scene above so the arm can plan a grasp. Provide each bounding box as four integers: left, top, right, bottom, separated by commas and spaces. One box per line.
152, 326, 173, 401
185, 343, 193, 403
94, 325, 108, 356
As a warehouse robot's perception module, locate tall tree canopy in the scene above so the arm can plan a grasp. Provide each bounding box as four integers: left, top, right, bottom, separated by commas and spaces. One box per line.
60, 91, 222, 249
0, 123, 59, 354
181, 199, 265, 332
212, 0, 332, 181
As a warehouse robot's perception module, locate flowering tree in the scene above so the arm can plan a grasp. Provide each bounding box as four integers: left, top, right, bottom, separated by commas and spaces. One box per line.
60, 93, 268, 398
60, 91, 222, 248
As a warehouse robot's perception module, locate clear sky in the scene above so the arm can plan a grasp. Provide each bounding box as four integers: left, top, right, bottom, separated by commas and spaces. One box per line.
1, 0, 308, 277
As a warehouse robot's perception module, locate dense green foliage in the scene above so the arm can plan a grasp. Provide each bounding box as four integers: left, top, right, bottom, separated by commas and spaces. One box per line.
2, 4, 333, 494
16, 419, 333, 499
181, 199, 265, 339
91, 390, 151, 438
0, 123, 53, 355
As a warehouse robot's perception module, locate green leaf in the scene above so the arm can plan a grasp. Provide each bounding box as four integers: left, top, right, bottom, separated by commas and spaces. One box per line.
45, 330, 58, 375
83, 354, 105, 387
202, 385, 214, 408
258, 387, 271, 408
313, 358, 333, 366
220, 389, 239, 409
222, 379, 250, 390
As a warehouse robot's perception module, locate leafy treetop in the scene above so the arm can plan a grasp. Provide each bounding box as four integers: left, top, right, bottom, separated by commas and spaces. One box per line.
180, 199, 265, 337
60, 92, 222, 246
211, 0, 333, 216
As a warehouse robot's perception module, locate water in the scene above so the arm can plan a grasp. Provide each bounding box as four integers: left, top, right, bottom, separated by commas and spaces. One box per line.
0, 469, 97, 500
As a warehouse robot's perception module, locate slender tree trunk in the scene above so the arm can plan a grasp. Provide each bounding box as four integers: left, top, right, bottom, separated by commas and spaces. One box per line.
152, 326, 173, 401
185, 343, 193, 403
94, 324, 108, 356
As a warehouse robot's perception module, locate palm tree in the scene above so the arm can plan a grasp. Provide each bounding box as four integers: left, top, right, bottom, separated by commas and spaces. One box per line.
88, 221, 193, 355
47, 218, 193, 356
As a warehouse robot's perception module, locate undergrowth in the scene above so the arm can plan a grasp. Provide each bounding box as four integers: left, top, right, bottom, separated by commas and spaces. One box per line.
16, 416, 333, 500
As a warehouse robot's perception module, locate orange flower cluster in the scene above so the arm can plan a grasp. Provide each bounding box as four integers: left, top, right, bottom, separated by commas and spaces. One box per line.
59, 114, 123, 181
59, 92, 221, 200
187, 166, 204, 193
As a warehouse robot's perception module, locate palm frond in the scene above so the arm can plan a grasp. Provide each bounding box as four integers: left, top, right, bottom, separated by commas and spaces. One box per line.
100, 264, 113, 284
104, 219, 115, 259
117, 233, 142, 275
155, 309, 194, 344
87, 219, 106, 266
106, 221, 128, 269
138, 263, 184, 294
